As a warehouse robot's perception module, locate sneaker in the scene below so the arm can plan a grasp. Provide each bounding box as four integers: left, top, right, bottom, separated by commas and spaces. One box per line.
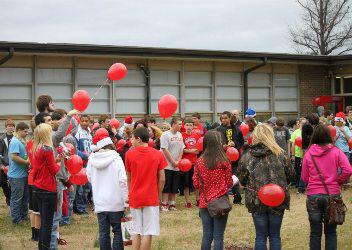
185, 202, 192, 208
160, 204, 169, 212
168, 205, 177, 211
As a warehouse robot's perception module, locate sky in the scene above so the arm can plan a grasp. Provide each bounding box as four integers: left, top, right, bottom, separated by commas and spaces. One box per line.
0, 0, 301, 53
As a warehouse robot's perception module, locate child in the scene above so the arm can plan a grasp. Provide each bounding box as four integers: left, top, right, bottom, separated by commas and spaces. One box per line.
125, 127, 167, 250
290, 118, 304, 193
160, 118, 185, 211
74, 114, 92, 215
181, 117, 200, 208
87, 129, 128, 250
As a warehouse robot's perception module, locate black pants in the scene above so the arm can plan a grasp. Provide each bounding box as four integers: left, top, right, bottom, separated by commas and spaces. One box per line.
0, 169, 11, 205
231, 162, 242, 203
33, 187, 57, 250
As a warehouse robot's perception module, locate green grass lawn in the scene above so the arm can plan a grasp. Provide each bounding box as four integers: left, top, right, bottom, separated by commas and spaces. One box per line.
0, 188, 352, 250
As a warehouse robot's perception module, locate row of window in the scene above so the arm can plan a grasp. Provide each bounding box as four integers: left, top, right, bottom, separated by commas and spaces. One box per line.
0, 68, 298, 115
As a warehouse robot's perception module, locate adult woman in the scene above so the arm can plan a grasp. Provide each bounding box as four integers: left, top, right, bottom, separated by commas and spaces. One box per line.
238, 124, 294, 250
193, 131, 233, 250
148, 125, 162, 150
302, 125, 352, 250
31, 123, 61, 249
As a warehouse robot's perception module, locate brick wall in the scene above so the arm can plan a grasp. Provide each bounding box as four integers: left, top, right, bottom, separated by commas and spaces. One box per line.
298, 65, 331, 116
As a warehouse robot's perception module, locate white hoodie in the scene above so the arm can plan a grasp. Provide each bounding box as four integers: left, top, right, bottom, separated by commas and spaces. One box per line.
86, 150, 128, 213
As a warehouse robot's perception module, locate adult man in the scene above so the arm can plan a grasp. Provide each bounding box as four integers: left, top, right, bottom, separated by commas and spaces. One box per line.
8, 122, 30, 224
36, 95, 55, 113
231, 109, 242, 127
125, 127, 167, 250
216, 111, 244, 204
160, 117, 185, 211
0, 119, 16, 205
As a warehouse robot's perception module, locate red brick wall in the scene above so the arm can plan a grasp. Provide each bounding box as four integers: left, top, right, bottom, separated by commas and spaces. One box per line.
299, 65, 331, 116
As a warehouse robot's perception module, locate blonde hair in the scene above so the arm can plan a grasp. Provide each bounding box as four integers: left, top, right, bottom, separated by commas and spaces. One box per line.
252, 124, 283, 156
33, 123, 53, 153
150, 125, 163, 139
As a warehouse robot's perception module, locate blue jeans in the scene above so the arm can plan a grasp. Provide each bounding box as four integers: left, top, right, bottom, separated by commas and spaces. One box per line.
61, 185, 76, 225
8, 177, 29, 224
97, 211, 124, 250
50, 183, 63, 250
73, 184, 88, 213
307, 194, 338, 250
252, 212, 283, 250
199, 208, 228, 250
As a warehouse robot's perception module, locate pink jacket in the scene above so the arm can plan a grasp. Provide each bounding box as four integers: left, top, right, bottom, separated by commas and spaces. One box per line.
302, 144, 352, 195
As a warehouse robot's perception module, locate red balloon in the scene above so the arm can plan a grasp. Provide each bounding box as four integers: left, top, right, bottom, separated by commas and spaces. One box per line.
3, 166, 8, 175
248, 136, 253, 145
258, 184, 285, 207
348, 139, 352, 149
109, 119, 120, 129
196, 137, 204, 152
328, 125, 336, 138
69, 168, 88, 186
148, 138, 155, 148
91, 122, 100, 131
158, 94, 178, 119
65, 155, 83, 175
312, 97, 321, 106
178, 159, 192, 172
226, 147, 240, 162
65, 143, 76, 155
108, 63, 127, 81
240, 124, 250, 137
295, 137, 302, 148
72, 90, 90, 112
116, 139, 127, 153
93, 128, 109, 145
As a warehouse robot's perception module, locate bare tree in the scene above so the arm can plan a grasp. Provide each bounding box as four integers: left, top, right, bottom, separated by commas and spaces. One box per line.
290, 0, 352, 55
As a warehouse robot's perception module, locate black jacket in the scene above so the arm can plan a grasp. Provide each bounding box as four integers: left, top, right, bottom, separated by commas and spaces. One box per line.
216, 124, 244, 150
0, 134, 12, 166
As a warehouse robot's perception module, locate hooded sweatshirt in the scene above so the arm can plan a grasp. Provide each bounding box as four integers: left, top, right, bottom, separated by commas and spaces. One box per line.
302, 144, 352, 196
86, 150, 128, 213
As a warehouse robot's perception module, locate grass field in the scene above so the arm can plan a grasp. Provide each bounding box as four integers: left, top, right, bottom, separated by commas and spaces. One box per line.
0, 188, 352, 250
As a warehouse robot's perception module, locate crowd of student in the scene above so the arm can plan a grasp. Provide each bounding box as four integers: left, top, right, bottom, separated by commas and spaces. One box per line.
0, 96, 352, 250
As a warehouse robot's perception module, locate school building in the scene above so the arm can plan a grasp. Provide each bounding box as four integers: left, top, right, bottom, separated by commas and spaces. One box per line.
0, 41, 352, 128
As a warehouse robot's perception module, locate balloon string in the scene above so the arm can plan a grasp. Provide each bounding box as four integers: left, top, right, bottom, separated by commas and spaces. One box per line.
91, 78, 109, 101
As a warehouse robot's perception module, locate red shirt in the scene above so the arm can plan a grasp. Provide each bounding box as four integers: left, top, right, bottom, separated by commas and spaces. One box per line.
193, 157, 233, 208
193, 123, 206, 137
182, 132, 200, 164
26, 139, 34, 185
125, 146, 167, 208
32, 146, 60, 192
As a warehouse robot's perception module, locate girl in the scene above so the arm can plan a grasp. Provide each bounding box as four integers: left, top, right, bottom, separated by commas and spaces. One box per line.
193, 130, 234, 250
32, 123, 61, 250
238, 124, 294, 250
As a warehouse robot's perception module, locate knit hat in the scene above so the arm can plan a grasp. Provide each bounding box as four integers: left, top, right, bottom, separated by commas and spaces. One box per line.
124, 115, 133, 124
92, 128, 113, 150
335, 112, 346, 120
267, 117, 277, 125
245, 108, 256, 118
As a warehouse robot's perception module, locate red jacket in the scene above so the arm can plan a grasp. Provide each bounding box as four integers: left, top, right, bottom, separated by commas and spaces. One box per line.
32, 146, 60, 192
193, 157, 233, 208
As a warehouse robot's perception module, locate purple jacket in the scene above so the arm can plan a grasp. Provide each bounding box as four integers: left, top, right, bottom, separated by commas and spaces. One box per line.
302, 144, 352, 195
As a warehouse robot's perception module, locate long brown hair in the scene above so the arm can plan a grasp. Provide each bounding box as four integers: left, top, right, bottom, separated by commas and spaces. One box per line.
201, 131, 229, 170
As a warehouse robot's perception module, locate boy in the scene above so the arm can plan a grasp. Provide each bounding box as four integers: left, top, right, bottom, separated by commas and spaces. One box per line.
160, 117, 184, 211
181, 117, 199, 208
8, 122, 30, 224
290, 118, 305, 193
74, 114, 92, 215
216, 111, 244, 204
191, 112, 207, 136
125, 127, 166, 250
0, 119, 15, 205
273, 117, 290, 154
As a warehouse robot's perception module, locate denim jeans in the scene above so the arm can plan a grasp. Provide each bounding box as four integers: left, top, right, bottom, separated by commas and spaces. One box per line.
97, 211, 124, 250
252, 212, 283, 250
50, 183, 63, 250
33, 187, 57, 250
73, 184, 87, 213
8, 177, 29, 224
199, 208, 228, 250
307, 194, 338, 250
61, 185, 76, 224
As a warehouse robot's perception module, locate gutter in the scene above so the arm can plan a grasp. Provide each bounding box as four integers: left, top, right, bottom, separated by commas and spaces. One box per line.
0, 47, 14, 65
243, 57, 268, 113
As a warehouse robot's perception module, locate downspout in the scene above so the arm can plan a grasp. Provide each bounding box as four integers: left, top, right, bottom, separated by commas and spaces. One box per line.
139, 64, 151, 115
243, 57, 268, 113
0, 48, 14, 65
